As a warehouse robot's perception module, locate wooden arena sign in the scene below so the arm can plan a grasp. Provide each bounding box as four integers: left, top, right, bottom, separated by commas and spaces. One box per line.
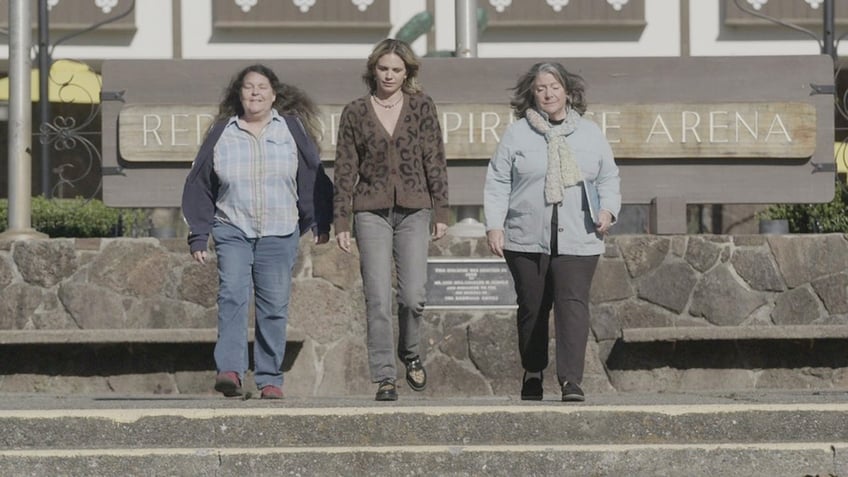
101, 56, 834, 208
118, 102, 815, 162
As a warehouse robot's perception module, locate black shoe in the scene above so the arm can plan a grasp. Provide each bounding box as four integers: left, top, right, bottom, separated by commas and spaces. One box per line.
375, 379, 398, 401
521, 372, 543, 401
404, 357, 427, 391
561, 381, 585, 402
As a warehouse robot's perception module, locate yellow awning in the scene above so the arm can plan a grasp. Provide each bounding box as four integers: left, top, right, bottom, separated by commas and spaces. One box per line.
0, 59, 101, 104
837, 142, 848, 174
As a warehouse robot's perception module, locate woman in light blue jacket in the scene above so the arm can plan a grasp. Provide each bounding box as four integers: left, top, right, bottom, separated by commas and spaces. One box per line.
484, 62, 621, 403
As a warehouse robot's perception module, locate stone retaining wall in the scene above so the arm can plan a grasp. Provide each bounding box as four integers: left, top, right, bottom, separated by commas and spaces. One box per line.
0, 233, 846, 396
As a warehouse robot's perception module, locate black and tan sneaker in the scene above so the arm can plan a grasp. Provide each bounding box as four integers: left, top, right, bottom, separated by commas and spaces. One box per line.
404, 357, 427, 391
561, 381, 585, 402
375, 379, 398, 401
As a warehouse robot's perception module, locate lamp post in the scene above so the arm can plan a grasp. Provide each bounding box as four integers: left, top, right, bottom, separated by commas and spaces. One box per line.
455, 0, 477, 58
822, 0, 835, 62
448, 0, 486, 237
1, 0, 46, 239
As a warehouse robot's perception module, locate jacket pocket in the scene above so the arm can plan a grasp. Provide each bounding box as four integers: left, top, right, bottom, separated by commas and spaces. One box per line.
504, 206, 542, 245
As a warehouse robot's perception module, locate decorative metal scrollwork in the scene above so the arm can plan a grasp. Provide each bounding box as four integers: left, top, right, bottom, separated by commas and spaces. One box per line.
37, 60, 104, 199
39, 111, 102, 198
35, 0, 136, 201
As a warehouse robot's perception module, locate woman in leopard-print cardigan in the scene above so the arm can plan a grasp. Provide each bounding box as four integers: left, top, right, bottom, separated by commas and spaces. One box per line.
333, 39, 449, 402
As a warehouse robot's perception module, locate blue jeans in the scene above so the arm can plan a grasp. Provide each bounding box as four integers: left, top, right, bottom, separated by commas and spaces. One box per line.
354, 207, 431, 383
212, 220, 299, 389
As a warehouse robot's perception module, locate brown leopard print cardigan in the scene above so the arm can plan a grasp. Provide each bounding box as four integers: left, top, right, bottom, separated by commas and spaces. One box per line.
332, 92, 449, 233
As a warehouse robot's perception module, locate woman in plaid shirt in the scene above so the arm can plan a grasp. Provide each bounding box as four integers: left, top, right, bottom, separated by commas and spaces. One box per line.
182, 64, 332, 400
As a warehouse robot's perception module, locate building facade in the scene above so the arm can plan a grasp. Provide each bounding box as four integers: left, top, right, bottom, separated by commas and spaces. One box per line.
1, 1, 842, 60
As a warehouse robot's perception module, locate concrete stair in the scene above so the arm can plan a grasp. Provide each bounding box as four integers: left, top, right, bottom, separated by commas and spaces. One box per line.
0, 392, 847, 476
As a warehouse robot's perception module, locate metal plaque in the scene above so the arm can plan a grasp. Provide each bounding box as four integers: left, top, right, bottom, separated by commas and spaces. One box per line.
426, 258, 517, 309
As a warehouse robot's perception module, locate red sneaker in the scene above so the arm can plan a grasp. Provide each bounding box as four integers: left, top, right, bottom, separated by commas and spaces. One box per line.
214, 371, 242, 397
260, 385, 284, 400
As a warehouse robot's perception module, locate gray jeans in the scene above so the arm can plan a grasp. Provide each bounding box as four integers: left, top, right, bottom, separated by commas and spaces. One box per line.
354, 207, 431, 383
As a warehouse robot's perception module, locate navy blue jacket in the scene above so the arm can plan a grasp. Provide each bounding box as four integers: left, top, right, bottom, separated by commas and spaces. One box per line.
181, 115, 333, 253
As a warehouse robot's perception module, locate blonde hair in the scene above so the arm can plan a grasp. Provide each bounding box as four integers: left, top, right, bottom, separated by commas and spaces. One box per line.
362, 38, 422, 94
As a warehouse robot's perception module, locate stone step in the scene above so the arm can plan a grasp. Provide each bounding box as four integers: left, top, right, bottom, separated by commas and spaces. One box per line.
3, 393, 847, 476
3, 401, 848, 449
0, 443, 845, 476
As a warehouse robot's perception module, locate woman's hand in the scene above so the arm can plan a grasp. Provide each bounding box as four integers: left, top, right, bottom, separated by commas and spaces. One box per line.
596, 209, 614, 235
432, 222, 447, 240
486, 229, 505, 258
191, 250, 207, 265
336, 231, 352, 253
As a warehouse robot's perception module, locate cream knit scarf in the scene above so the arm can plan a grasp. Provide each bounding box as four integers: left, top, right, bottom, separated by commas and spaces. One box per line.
526, 107, 582, 204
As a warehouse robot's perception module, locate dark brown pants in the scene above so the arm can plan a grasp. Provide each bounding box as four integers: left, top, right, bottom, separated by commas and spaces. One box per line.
504, 250, 599, 385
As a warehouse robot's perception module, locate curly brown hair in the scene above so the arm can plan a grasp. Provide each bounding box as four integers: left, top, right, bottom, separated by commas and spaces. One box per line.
216, 63, 322, 145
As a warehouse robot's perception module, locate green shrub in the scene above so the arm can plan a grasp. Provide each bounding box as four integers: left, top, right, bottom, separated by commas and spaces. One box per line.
759, 179, 848, 233
118, 207, 153, 237
0, 197, 150, 238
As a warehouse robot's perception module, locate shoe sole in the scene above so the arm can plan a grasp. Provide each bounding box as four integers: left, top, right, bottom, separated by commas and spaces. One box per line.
406, 375, 426, 392
562, 394, 585, 402
521, 394, 543, 401
214, 380, 243, 397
